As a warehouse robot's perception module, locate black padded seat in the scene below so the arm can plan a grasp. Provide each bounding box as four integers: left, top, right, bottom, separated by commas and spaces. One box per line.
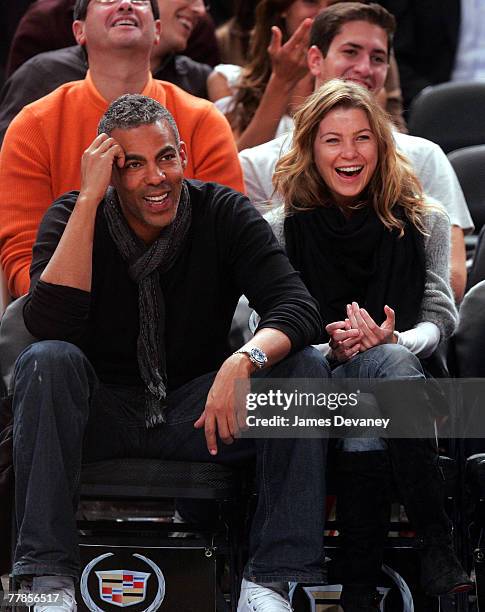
408, 81, 485, 154
448, 145, 485, 238
467, 226, 485, 290
453, 281, 485, 377
81, 458, 241, 500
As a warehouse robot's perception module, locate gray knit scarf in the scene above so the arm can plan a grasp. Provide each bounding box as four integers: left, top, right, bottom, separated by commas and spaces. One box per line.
103, 182, 192, 427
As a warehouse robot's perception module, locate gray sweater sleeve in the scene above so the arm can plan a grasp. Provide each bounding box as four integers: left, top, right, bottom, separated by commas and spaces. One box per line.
418, 206, 458, 341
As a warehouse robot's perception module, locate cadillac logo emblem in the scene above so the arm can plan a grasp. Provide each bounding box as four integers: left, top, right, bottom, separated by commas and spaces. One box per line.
96, 569, 150, 607
80, 553, 165, 611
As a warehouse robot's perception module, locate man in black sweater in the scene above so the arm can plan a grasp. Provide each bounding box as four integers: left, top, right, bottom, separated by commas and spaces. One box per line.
12, 94, 329, 612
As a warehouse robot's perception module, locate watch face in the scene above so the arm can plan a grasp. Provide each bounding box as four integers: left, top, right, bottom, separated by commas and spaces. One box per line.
250, 347, 267, 366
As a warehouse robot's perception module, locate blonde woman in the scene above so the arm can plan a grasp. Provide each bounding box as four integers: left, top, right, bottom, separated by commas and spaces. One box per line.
269, 79, 471, 610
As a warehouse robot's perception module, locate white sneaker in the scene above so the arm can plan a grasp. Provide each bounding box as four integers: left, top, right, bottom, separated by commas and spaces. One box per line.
33, 588, 77, 612
237, 579, 293, 611
33, 577, 76, 612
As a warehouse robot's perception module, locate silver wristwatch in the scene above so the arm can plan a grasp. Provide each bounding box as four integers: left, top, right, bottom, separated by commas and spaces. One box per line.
234, 347, 268, 369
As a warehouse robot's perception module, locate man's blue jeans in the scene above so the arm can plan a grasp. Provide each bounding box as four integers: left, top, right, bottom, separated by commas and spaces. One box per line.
12, 341, 330, 584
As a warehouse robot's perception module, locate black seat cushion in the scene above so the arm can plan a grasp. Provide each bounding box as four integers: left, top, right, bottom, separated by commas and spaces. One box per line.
81, 458, 242, 500
409, 82, 485, 153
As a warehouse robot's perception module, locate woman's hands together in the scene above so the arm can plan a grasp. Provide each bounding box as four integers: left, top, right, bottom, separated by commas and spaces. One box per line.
325, 319, 361, 363
347, 302, 396, 350
326, 302, 397, 363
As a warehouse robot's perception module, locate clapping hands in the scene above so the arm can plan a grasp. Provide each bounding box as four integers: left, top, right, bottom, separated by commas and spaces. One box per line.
326, 302, 397, 363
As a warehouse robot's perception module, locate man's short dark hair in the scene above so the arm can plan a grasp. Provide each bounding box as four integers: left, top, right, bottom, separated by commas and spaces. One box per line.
74, 0, 160, 21
310, 2, 396, 57
98, 94, 180, 144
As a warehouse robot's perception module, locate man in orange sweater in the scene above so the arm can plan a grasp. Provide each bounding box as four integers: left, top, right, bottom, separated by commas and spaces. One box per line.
0, 0, 243, 298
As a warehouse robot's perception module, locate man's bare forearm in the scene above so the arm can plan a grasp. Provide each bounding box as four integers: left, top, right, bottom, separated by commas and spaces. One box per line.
40, 133, 124, 292
40, 194, 99, 291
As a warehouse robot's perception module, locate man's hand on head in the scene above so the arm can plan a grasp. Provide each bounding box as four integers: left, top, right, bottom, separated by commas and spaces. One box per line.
38, 133, 125, 290
37, 134, 125, 290
79, 133, 125, 205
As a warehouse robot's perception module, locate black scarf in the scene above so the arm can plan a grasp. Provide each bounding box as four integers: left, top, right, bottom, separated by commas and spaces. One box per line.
284, 204, 425, 343
103, 181, 192, 427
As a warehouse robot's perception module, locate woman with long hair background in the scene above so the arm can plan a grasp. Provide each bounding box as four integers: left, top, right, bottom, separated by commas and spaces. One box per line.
210, 0, 327, 150
210, 0, 406, 151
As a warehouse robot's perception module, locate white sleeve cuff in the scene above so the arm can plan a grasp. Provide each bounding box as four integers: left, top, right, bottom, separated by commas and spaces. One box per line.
395, 321, 441, 358
312, 342, 331, 357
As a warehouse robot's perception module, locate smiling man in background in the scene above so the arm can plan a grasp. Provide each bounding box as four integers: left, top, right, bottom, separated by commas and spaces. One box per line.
0, 0, 212, 135
0, 0, 243, 298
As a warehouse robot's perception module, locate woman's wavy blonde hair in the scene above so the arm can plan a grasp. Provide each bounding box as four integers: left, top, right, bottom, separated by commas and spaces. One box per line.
273, 79, 430, 235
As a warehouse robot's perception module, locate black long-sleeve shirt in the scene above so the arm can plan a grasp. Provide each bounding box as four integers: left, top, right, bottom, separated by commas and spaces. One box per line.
24, 180, 322, 391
